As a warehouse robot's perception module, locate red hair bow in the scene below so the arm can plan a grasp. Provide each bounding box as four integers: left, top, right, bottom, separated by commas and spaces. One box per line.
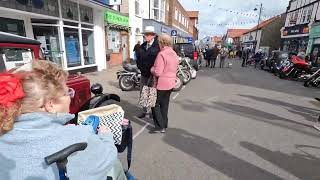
0, 73, 25, 108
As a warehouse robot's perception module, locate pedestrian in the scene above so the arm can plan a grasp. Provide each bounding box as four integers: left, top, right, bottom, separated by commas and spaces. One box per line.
150, 34, 179, 133
242, 48, 249, 67
133, 41, 141, 62
210, 45, 220, 68
136, 26, 161, 119
219, 46, 229, 68
0, 60, 125, 179
204, 45, 210, 67
205, 45, 214, 68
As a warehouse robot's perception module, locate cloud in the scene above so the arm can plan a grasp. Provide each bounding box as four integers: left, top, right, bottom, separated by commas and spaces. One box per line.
179, 0, 289, 38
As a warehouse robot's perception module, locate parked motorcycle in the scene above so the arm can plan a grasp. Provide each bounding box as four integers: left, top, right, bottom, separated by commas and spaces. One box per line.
177, 64, 192, 85
180, 57, 197, 79
117, 64, 141, 91
304, 68, 320, 87
117, 64, 184, 91
279, 56, 312, 80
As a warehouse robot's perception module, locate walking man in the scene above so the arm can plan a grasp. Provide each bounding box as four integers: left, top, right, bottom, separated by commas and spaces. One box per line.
211, 45, 220, 68
136, 26, 160, 118
242, 48, 249, 67
219, 46, 229, 68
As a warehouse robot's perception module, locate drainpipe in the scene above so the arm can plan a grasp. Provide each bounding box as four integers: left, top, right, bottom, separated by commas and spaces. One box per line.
149, 0, 151, 19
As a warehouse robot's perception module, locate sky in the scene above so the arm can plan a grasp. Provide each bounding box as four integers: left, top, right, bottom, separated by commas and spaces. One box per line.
179, 0, 290, 39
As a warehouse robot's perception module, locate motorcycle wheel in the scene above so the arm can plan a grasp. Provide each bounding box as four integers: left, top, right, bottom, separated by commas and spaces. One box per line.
173, 76, 183, 92
279, 72, 286, 79
304, 75, 319, 87
181, 69, 192, 85
190, 69, 197, 79
119, 76, 135, 91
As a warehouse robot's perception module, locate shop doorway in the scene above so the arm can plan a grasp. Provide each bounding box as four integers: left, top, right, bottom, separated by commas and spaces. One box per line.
122, 35, 128, 62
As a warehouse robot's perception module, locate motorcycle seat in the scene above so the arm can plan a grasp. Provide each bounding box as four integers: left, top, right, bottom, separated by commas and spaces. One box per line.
123, 64, 140, 73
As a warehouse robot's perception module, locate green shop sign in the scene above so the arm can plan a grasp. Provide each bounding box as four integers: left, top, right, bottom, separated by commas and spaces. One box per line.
104, 9, 129, 27
310, 24, 320, 39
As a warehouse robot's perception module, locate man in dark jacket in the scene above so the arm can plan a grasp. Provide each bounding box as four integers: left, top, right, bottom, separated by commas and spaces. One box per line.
211, 45, 220, 68
136, 26, 160, 118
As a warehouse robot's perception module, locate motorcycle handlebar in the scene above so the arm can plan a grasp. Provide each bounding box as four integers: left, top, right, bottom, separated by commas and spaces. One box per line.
44, 143, 88, 165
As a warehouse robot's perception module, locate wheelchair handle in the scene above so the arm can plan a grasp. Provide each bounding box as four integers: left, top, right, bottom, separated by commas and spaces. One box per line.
44, 143, 88, 165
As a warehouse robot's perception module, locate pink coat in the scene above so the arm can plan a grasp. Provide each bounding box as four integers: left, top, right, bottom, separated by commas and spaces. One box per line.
151, 46, 179, 90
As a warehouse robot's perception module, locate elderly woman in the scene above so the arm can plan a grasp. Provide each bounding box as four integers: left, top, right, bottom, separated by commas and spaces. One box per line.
151, 34, 179, 133
0, 60, 125, 179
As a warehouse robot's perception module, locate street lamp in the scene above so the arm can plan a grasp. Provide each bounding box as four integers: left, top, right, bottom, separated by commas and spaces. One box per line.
254, 3, 263, 52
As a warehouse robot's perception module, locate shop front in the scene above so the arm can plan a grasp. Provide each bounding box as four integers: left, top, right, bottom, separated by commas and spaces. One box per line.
104, 9, 130, 67
0, 0, 107, 73
281, 24, 309, 52
307, 22, 320, 66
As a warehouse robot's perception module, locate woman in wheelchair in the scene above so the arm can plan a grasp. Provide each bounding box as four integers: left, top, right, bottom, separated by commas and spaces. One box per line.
0, 60, 126, 179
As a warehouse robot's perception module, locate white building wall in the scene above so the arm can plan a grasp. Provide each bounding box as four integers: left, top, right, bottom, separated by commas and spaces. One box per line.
93, 9, 107, 71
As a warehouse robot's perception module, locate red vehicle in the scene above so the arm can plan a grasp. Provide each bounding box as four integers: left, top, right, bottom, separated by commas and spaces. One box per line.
0, 32, 119, 116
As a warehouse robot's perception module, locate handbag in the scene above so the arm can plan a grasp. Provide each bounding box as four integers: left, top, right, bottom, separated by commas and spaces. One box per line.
139, 76, 157, 108
77, 104, 124, 145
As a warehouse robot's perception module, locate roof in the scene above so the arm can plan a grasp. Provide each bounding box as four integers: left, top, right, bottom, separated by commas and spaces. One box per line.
187, 11, 199, 18
244, 15, 281, 34
227, 29, 250, 38
0, 32, 41, 45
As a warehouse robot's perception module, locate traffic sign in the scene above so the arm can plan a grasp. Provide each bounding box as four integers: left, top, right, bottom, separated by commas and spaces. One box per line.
171, 30, 177, 36
187, 37, 193, 43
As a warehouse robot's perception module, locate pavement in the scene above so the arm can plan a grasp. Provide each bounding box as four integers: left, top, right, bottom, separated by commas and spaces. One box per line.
87, 59, 320, 180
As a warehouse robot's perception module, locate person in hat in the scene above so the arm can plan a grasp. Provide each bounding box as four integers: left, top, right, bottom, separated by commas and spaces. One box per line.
136, 26, 161, 118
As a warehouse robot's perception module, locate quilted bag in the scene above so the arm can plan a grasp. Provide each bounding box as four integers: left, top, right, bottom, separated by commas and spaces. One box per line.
139, 76, 157, 108
78, 104, 124, 145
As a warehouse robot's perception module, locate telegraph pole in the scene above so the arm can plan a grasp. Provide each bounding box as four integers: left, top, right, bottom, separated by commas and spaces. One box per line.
254, 3, 263, 51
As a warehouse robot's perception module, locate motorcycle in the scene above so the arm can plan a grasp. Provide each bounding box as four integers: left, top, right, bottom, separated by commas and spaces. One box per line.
279, 56, 313, 80
117, 64, 141, 91
177, 63, 192, 85
117, 64, 184, 92
304, 68, 320, 87
180, 57, 197, 79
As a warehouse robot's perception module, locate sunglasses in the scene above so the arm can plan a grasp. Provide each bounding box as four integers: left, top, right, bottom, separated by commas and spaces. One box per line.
65, 88, 75, 98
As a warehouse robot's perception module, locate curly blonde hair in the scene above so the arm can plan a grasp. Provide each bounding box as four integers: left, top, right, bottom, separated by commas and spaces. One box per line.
0, 60, 68, 135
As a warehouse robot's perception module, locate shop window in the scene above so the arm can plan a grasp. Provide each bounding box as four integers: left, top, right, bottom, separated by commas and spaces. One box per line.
80, 5, 93, 24
0, 17, 25, 36
107, 30, 120, 53
82, 30, 95, 65
61, 0, 79, 21
33, 26, 62, 66
64, 27, 81, 67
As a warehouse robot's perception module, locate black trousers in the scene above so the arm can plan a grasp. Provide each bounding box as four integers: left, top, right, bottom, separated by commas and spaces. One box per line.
152, 90, 172, 129
210, 57, 217, 68
242, 58, 247, 67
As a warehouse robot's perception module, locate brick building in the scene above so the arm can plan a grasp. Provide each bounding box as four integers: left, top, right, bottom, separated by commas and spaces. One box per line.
167, 0, 195, 43
226, 29, 250, 50
187, 11, 199, 41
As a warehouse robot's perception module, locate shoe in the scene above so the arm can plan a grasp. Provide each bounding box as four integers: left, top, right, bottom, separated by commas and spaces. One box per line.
138, 113, 146, 119
149, 127, 162, 133
160, 129, 166, 133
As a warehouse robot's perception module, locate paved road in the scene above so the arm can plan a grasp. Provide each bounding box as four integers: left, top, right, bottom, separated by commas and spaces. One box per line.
93, 59, 320, 180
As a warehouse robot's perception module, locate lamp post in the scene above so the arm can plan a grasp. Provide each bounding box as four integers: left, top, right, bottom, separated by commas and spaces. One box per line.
254, 3, 263, 51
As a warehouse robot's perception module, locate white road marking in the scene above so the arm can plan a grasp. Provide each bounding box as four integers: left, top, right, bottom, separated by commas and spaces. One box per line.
132, 116, 154, 140
181, 85, 186, 90
133, 123, 150, 140
172, 93, 180, 100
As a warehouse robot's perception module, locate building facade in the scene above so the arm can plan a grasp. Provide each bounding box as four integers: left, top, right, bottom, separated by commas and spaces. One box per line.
167, 0, 194, 43
281, 0, 320, 52
187, 11, 199, 42
242, 15, 285, 53
0, 0, 109, 73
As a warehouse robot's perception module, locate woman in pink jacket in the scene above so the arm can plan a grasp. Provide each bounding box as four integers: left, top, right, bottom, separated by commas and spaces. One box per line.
150, 34, 179, 133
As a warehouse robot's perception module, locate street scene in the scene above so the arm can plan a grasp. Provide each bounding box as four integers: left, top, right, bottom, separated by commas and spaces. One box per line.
1, 0, 320, 180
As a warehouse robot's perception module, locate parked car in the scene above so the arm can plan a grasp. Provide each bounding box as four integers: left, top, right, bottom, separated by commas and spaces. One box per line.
0, 32, 119, 117
173, 43, 199, 70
